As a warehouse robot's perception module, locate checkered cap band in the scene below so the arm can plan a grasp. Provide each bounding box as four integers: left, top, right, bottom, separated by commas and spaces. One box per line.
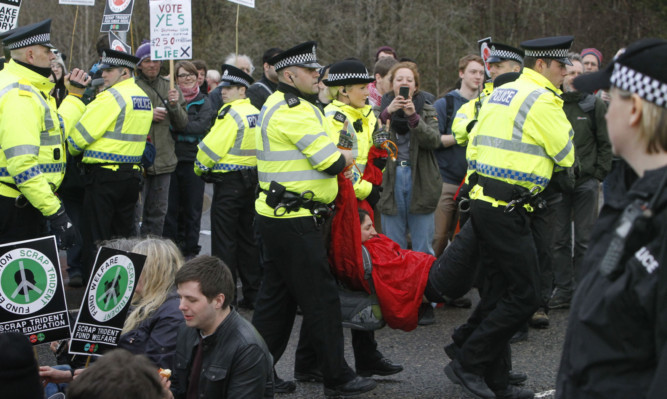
524, 48, 568, 59
611, 63, 667, 108
101, 56, 136, 69
6, 33, 51, 50
327, 72, 374, 83
489, 49, 523, 63
274, 52, 317, 70
222, 72, 250, 87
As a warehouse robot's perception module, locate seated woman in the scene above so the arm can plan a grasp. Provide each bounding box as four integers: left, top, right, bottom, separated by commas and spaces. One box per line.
357, 208, 479, 331
40, 238, 184, 388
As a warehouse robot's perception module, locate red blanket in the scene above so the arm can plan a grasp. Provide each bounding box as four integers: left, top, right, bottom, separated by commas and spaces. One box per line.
329, 147, 434, 331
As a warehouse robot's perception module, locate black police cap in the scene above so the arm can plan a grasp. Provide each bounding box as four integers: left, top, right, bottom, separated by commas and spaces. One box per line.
269, 41, 322, 71
219, 63, 254, 88
99, 49, 140, 70
574, 38, 667, 108
521, 36, 574, 65
323, 59, 375, 87
3, 19, 53, 50
487, 42, 525, 64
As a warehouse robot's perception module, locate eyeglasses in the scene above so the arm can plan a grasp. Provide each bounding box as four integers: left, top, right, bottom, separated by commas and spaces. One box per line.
177, 73, 196, 79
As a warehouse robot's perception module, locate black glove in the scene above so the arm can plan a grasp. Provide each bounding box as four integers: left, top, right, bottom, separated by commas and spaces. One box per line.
366, 185, 383, 208
47, 206, 76, 250
373, 157, 387, 170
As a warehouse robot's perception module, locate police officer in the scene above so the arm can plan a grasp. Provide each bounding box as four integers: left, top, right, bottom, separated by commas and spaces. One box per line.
59, 49, 152, 279
194, 64, 261, 309
444, 37, 575, 399
0, 19, 76, 247
250, 42, 377, 397
557, 38, 667, 399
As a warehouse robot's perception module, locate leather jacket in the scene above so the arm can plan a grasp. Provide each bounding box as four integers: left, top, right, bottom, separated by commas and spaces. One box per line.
171, 310, 274, 399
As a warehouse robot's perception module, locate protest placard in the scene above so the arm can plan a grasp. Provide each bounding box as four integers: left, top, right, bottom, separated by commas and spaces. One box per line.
59, 0, 95, 5
478, 37, 492, 80
69, 247, 146, 356
100, 0, 135, 32
228, 0, 254, 8
149, 0, 192, 60
109, 30, 131, 53
0, 237, 70, 345
0, 0, 21, 32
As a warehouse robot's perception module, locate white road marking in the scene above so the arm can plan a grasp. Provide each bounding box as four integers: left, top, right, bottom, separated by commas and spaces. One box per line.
535, 390, 556, 398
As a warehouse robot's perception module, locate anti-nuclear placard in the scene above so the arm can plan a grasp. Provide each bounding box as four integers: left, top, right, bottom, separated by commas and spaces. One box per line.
69, 247, 145, 356
149, 0, 192, 60
100, 0, 135, 32
0, 236, 70, 345
0, 0, 22, 32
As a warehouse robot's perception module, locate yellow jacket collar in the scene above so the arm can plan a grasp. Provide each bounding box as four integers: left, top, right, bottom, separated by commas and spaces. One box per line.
227, 98, 250, 107
5, 59, 55, 93
331, 99, 371, 119
522, 68, 562, 95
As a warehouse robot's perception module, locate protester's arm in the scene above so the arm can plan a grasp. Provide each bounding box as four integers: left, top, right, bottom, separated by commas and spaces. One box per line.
167, 86, 189, 130
592, 97, 612, 181
39, 366, 75, 384
412, 104, 442, 150
180, 98, 215, 136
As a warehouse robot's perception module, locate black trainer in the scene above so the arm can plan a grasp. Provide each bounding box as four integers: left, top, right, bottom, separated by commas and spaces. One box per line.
444, 360, 496, 399
274, 375, 296, 394
294, 368, 324, 383
323, 376, 377, 398
356, 357, 404, 377
508, 370, 528, 385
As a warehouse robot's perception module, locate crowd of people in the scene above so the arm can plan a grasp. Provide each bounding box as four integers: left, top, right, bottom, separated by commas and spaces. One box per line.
0, 16, 665, 399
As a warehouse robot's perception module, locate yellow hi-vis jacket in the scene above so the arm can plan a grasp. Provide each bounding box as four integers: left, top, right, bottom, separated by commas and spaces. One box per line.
60, 77, 152, 167
324, 100, 377, 201
195, 98, 259, 175
467, 68, 575, 206
0, 60, 65, 217
255, 89, 341, 218
452, 81, 494, 147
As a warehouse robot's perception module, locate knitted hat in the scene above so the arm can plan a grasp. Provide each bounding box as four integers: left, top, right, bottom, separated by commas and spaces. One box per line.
375, 46, 397, 61
135, 40, 152, 65
0, 333, 44, 399
580, 48, 603, 67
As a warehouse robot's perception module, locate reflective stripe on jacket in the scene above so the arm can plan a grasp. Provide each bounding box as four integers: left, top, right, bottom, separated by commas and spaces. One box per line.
468, 68, 575, 206
324, 100, 376, 200
195, 98, 259, 174
63, 78, 153, 165
255, 90, 340, 218
0, 60, 65, 216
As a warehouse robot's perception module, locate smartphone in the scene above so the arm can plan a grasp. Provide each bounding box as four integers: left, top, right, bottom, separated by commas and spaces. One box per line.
399, 86, 410, 99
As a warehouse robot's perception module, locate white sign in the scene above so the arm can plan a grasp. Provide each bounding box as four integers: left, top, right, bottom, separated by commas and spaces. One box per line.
0, 0, 21, 32
149, 0, 192, 60
228, 0, 254, 8
59, 0, 95, 5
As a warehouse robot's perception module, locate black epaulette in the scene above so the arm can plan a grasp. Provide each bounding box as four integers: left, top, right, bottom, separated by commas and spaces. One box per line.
217, 105, 232, 119
285, 92, 300, 108
333, 111, 347, 124
545, 87, 562, 100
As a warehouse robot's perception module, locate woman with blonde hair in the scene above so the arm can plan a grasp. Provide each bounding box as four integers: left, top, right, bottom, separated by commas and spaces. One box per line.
118, 237, 184, 369
557, 39, 667, 399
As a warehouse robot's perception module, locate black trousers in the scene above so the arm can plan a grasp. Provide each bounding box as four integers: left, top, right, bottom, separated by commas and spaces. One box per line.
251, 215, 355, 387
163, 161, 205, 257
209, 171, 260, 304
295, 326, 383, 372
80, 168, 141, 280
458, 200, 540, 389
0, 195, 46, 244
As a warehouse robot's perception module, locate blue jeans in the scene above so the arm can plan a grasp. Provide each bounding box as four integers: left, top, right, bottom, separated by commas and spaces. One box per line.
382, 165, 435, 255
44, 365, 71, 397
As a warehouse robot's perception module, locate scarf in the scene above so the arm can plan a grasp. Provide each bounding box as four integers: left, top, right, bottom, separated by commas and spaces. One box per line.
380, 91, 426, 135
179, 84, 200, 103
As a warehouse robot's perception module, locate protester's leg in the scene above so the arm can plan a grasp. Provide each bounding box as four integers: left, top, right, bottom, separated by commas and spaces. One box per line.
180, 162, 205, 258
140, 173, 170, 236
572, 179, 599, 283
432, 181, 460, 257
381, 166, 410, 249
162, 170, 180, 243
550, 193, 575, 302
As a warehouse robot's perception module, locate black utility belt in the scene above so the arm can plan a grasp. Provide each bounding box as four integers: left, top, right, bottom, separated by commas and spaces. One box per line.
262, 181, 333, 219
477, 175, 544, 212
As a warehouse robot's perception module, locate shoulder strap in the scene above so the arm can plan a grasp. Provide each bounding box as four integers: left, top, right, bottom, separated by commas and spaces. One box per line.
443, 93, 456, 134
217, 104, 232, 119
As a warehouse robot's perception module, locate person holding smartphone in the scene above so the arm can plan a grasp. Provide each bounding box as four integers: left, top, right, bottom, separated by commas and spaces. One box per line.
375, 62, 441, 256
